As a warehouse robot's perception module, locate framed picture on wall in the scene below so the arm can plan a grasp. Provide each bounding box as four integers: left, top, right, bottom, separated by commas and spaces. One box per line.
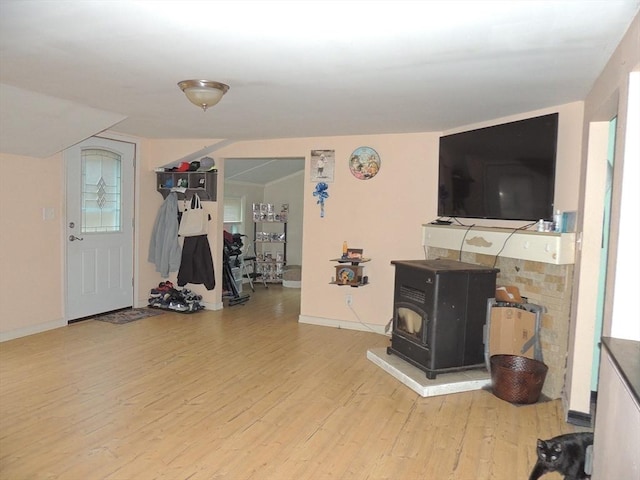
310, 149, 335, 182
346, 248, 363, 260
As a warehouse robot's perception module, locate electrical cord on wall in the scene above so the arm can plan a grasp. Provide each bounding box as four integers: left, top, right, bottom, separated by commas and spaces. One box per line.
458, 223, 476, 261
491, 222, 537, 268
426, 217, 539, 265
347, 302, 384, 335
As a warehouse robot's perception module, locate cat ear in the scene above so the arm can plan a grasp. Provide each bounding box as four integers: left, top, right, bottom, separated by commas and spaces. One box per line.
537, 439, 544, 447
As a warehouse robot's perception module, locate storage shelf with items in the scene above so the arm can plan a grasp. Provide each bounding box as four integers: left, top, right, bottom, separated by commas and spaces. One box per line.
330, 246, 370, 287
156, 171, 217, 201
253, 203, 288, 283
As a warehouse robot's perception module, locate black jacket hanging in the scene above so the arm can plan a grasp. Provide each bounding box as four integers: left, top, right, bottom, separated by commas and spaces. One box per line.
177, 235, 215, 290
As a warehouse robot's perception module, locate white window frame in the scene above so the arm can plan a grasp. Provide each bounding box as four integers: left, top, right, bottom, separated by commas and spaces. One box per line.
224, 195, 245, 234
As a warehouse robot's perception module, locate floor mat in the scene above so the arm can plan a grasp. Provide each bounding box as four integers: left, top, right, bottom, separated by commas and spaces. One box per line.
93, 308, 165, 325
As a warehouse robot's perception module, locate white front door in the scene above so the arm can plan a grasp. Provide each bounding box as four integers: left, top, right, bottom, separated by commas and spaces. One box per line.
65, 137, 135, 321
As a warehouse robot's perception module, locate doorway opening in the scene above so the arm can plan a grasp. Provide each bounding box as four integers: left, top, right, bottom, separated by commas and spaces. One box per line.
223, 157, 305, 298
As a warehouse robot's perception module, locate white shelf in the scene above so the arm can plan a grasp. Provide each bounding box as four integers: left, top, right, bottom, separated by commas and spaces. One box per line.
254, 220, 287, 282
422, 224, 576, 265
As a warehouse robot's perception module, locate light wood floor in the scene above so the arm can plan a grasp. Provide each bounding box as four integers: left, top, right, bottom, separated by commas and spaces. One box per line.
0, 285, 578, 480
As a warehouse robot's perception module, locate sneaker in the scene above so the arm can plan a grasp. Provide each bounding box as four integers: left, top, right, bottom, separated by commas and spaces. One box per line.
168, 301, 189, 312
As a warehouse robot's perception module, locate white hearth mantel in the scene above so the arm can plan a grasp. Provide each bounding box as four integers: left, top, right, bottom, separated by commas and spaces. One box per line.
422, 224, 576, 265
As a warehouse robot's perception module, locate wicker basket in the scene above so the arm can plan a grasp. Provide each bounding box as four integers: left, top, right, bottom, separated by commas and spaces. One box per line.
490, 354, 548, 404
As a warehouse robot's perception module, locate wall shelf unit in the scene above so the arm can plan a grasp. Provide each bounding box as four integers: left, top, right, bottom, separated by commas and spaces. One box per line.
330, 257, 370, 287
156, 171, 217, 201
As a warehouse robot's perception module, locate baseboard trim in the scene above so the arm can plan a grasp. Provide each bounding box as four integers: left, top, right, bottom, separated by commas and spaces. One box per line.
203, 301, 224, 311
0, 318, 67, 342
298, 314, 388, 335
567, 409, 593, 428
566, 390, 598, 427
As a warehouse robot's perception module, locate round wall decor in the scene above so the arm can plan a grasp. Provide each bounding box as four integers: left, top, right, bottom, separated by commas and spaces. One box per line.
349, 146, 380, 180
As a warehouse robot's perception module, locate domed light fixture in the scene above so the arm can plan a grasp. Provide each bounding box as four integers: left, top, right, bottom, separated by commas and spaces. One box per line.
178, 80, 230, 111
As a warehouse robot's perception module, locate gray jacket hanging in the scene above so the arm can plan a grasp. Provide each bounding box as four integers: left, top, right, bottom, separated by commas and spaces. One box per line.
148, 192, 181, 278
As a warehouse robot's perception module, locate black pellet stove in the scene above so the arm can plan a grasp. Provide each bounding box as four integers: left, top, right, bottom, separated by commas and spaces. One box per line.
387, 259, 498, 379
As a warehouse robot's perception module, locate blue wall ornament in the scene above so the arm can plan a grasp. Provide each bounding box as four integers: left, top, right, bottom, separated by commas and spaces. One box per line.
313, 182, 329, 217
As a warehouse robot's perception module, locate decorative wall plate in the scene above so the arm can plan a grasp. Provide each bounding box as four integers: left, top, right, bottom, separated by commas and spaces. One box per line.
349, 146, 381, 180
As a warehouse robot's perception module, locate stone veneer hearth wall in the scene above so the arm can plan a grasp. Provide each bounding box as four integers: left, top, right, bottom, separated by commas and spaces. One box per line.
427, 247, 573, 399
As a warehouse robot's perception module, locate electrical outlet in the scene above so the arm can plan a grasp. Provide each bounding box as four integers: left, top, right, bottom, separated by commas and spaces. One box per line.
345, 294, 353, 307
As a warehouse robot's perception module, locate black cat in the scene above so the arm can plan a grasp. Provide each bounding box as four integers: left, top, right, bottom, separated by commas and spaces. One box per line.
529, 432, 594, 480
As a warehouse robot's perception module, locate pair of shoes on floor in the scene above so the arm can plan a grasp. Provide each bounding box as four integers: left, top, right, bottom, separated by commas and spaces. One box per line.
180, 288, 202, 302
148, 283, 205, 313
149, 281, 176, 298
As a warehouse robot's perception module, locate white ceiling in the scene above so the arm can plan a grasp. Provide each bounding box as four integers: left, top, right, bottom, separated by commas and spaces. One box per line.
1, 0, 638, 161
224, 157, 305, 185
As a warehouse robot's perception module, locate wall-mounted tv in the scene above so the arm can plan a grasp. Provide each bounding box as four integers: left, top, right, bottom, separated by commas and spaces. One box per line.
438, 113, 558, 221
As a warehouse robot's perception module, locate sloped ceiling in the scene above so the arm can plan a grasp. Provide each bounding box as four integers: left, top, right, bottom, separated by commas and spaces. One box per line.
0, 1, 638, 158
224, 158, 305, 185
0, 84, 126, 158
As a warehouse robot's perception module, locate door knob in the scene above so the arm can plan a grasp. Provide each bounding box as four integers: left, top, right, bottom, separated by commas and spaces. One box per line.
69, 235, 84, 241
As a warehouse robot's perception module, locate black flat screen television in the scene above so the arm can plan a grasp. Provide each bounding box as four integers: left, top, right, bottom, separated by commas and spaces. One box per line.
438, 113, 558, 221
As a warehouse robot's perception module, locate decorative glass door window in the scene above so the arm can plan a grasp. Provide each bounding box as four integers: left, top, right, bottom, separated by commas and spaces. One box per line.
81, 148, 122, 233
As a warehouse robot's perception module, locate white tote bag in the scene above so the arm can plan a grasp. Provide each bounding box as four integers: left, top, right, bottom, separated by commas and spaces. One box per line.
178, 194, 208, 237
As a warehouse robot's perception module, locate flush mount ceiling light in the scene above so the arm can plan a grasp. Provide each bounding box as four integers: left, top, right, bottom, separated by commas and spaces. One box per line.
178, 80, 230, 111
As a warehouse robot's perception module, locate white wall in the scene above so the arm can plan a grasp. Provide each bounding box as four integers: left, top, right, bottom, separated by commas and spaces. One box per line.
565, 122, 608, 414
565, 13, 639, 416
139, 138, 226, 311
610, 70, 639, 340
264, 171, 304, 266
0, 152, 65, 340
210, 102, 584, 335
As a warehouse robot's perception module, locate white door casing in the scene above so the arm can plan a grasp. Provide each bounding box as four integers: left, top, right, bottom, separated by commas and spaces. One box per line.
65, 137, 135, 321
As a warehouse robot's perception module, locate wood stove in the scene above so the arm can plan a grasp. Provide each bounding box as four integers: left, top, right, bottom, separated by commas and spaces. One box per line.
387, 259, 498, 379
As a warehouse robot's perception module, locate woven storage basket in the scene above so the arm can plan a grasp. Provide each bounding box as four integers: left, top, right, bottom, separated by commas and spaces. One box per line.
490, 354, 548, 404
